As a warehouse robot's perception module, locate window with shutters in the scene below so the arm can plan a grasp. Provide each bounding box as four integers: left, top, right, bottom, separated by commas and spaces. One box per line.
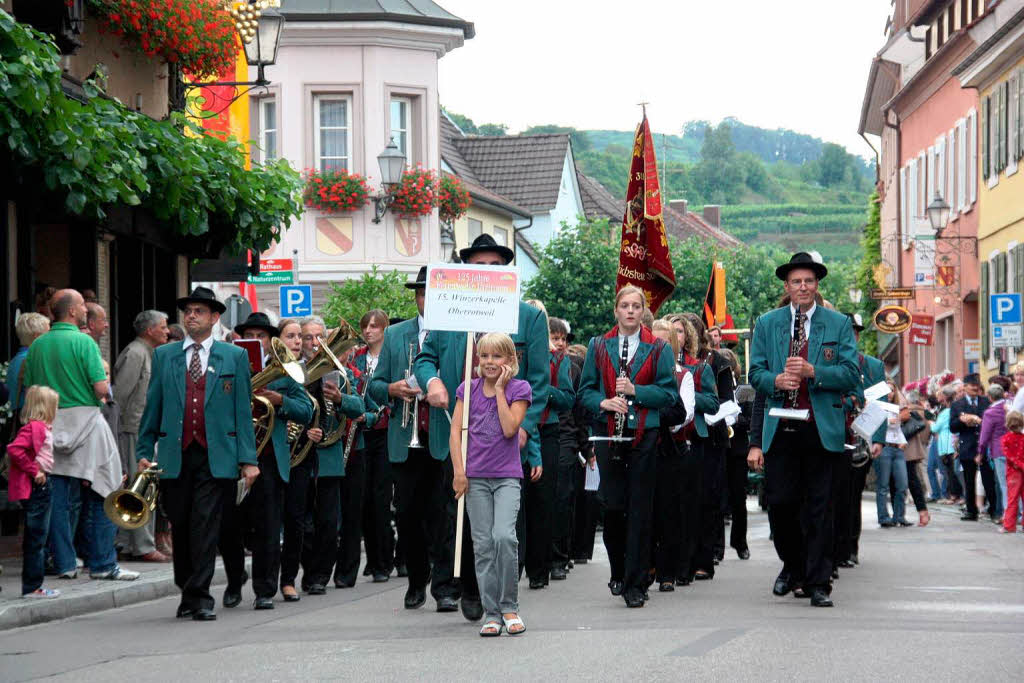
947, 130, 956, 217
982, 96, 991, 181
968, 109, 978, 204
1015, 244, 1024, 296
936, 136, 946, 203
958, 118, 968, 210
999, 82, 1007, 173
981, 261, 990, 361
1018, 68, 1024, 161
1010, 76, 1019, 175
900, 166, 909, 249
996, 252, 1007, 294
926, 146, 935, 208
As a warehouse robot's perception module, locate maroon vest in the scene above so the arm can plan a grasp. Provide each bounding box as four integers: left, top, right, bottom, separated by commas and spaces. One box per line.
183, 369, 208, 449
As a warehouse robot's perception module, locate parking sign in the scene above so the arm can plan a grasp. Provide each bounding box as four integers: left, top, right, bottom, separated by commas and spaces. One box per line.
279, 284, 312, 317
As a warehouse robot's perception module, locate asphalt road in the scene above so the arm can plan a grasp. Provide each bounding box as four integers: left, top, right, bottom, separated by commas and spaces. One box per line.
2, 498, 1023, 682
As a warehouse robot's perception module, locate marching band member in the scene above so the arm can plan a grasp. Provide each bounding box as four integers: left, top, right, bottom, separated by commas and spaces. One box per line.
545, 317, 580, 581
580, 285, 676, 608
749, 252, 858, 608
222, 312, 313, 611
136, 287, 259, 621
413, 235, 552, 621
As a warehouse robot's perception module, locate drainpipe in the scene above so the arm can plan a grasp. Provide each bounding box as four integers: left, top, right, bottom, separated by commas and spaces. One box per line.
512, 215, 533, 264
861, 132, 881, 185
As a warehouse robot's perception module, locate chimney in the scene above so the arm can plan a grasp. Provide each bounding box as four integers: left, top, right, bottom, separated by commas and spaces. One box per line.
668, 199, 689, 216
703, 204, 721, 228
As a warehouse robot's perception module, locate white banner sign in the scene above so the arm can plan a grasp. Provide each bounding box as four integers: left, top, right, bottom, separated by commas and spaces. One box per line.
914, 237, 935, 287
423, 263, 520, 334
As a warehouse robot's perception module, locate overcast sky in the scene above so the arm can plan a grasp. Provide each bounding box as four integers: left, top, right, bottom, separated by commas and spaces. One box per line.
437, 0, 893, 156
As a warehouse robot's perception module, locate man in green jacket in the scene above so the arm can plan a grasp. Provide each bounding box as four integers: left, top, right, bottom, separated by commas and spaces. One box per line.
413, 234, 551, 622
137, 287, 259, 620
748, 252, 858, 608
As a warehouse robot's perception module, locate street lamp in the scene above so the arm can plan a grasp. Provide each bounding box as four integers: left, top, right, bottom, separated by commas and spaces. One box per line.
186, 1, 284, 92
439, 224, 458, 262
927, 192, 951, 236
372, 139, 407, 224
848, 287, 863, 305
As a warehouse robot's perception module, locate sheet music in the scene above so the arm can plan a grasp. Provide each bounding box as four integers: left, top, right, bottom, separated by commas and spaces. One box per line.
705, 400, 741, 426
863, 381, 891, 402
851, 401, 888, 441
584, 461, 600, 491
768, 407, 810, 421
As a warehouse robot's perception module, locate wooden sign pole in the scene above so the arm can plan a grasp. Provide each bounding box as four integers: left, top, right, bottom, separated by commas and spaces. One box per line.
453, 331, 473, 578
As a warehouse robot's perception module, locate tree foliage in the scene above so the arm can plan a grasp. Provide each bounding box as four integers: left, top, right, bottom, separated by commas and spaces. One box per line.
321, 266, 418, 331
855, 191, 882, 356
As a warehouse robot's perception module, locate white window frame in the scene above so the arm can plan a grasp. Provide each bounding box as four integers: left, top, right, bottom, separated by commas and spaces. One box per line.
389, 96, 412, 158
467, 218, 483, 241
914, 152, 925, 236
957, 118, 967, 212
936, 136, 946, 207
257, 97, 278, 164
313, 94, 353, 173
968, 108, 978, 207
947, 128, 957, 220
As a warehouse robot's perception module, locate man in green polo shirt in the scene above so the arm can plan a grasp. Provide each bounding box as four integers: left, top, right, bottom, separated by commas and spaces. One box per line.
24, 289, 137, 582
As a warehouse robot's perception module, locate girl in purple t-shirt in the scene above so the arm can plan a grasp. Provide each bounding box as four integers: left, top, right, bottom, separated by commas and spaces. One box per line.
451, 332, 532, 637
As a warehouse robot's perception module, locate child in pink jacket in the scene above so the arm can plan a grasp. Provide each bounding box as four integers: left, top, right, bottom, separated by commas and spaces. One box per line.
6, 385, 61, 598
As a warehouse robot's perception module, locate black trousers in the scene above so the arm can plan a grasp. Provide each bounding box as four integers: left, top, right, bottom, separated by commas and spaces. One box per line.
677, 440, 703, 580
361, 430, 395, 575
765, 422, 835, 591
334, 448, 367, 585
517, 424, 559, 583
905, 460, 929, 513
308, 476, 341, 586
653, 436, 684, 582
961, 457, 998, 517
571, 458, 599, 561
595, 430, 658, 597
550, 440, 579, 569
249, 452, 286, 598
695, 442, 725, 576
848, 459, 869, 559
280, 454, 316, 588
393, 446, 462, 599
832, 451, 853, 564
942, 454, 964, 498
725, 449, 749, 552
162, 444, 232, 611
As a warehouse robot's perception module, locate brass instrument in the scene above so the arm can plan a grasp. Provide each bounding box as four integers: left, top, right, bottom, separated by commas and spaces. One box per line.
343, 351, 377, 465
103, 465, 162, 530
590, 336, 633, 442
287, 389, 320, 467
310, 324, 361, 448
401, 341, 423, 449
251, 337, 306, 454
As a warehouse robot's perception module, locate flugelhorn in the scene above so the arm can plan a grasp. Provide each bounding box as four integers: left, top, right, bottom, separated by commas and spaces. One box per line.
251, 337, 306, 454
104, 465, 162, 530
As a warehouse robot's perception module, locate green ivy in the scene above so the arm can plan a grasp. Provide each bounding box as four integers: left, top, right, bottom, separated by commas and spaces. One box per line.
854, 191, 882, 356
0, 10, 303, 253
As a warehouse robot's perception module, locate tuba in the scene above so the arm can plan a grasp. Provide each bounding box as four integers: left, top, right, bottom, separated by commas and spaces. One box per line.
104, 465, 162, 530
301, 322, 361, 450
287, 390, 320, 467
251, 337, 306, 455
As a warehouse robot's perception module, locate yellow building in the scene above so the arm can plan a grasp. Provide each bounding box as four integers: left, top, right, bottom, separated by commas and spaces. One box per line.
448, 177, 532, 262
955, 7, 1024, 379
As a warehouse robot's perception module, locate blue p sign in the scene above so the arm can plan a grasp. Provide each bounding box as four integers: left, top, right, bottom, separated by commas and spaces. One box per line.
280, 284, 312, 317
990, 293, 1022, 325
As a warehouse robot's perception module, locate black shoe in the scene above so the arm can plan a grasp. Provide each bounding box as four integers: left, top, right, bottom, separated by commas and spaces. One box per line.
642, 588, 650, 602
831, 568, 840, 580
550, 566, 568, 581
573, 558, 588, 565
192, 608, 217, 621
306, 583, 326, 595
880, 520, 896, 528
253, 597, 274, 610
362, 564, 373, 576
659, 581, 675, 592
736, 548, 750, 560
404, 586, 426, 610
176, 605, 197, 619
395, 564, 408, 577
223, 588, 242, 609
461, 596, 483, 621
772, 573, 793, 596
837, 558, 855, 568
793, 586, 810, 599
713, 558, 720, 566
623, 590, 645, 608
694, 570, 713, 581
961, 513, 979, 521
567, 560, 574, 569
714, 551, 724, 562
436, 596, 459, 612
676, 577, 692, 587
282, 590, 300, 603
849, 554, 859, 565
372, 572, 390, 583
529, 578, 546, 589
608, 580, 623, 596
897, 520, 914, 527
810, 589, 834, 607
334, 578, 355, 589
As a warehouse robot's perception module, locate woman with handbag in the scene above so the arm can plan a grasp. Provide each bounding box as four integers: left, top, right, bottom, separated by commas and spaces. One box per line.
900, 390, 932, 527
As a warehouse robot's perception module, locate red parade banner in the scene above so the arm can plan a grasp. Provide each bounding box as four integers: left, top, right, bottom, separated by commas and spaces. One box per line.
616, 116, 675, 313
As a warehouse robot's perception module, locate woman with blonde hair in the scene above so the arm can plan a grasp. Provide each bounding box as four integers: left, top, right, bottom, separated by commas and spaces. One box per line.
580, 286, 676, 607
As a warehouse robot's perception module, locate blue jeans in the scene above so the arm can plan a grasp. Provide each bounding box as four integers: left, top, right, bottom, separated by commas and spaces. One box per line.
874, 446, 908, 524
993, 457, 1007, 518
47, 475, 117, 575
21, 481, 52, 594
926, 438, 946, 499
466, 477, 522, 621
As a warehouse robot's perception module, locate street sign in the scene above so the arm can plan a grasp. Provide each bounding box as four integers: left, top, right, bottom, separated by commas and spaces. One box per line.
989, 293, 1022, 325
250, 258, 294, 285
279, 284, 312, 317
870, 287, 914, 300
992, 324, 1022, 348
909, 314, 934, 346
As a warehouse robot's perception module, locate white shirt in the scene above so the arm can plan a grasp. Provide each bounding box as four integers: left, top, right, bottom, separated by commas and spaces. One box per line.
183, 334, 214, 375
417, 314, 428, 350
678, 366, 696, 428
618, 330, 640, 365
789, 302, 816, 341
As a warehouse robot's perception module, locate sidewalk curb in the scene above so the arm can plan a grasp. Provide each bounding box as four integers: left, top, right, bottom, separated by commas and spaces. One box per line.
0, 562, 238, 631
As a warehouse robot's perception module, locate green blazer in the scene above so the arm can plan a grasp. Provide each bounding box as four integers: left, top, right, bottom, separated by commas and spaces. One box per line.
681, 356, 720, 439
413, 302, 551, 467
579, 334, 677, 434
350, 349, 384, 450
748, 305, 859, 453
541, 351, 576, 425
368, 318, 424, 464
136, 340, 257, 480
264, 375, 314, 483
314, 372, 366, 478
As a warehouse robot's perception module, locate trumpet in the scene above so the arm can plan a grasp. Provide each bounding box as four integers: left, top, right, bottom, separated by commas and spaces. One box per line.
401, 341, 423, 449
103, 465, 162, 530
251, 337, 306, 454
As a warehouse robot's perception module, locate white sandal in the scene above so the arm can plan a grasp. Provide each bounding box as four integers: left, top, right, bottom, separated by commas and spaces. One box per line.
479, 620, 503, 637
502, 613, 526, 635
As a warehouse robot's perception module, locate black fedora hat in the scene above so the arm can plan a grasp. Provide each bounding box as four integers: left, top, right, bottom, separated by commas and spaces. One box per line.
404, 265, 428, 290
176, 286, 226, 314
458, 233, 515, 265
775, 251, 827, 281
234, 311, 279, 337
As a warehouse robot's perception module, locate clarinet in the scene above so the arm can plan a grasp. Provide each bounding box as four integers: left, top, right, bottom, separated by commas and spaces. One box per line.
788, 312, 808, 408
613, 336, 630, 438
